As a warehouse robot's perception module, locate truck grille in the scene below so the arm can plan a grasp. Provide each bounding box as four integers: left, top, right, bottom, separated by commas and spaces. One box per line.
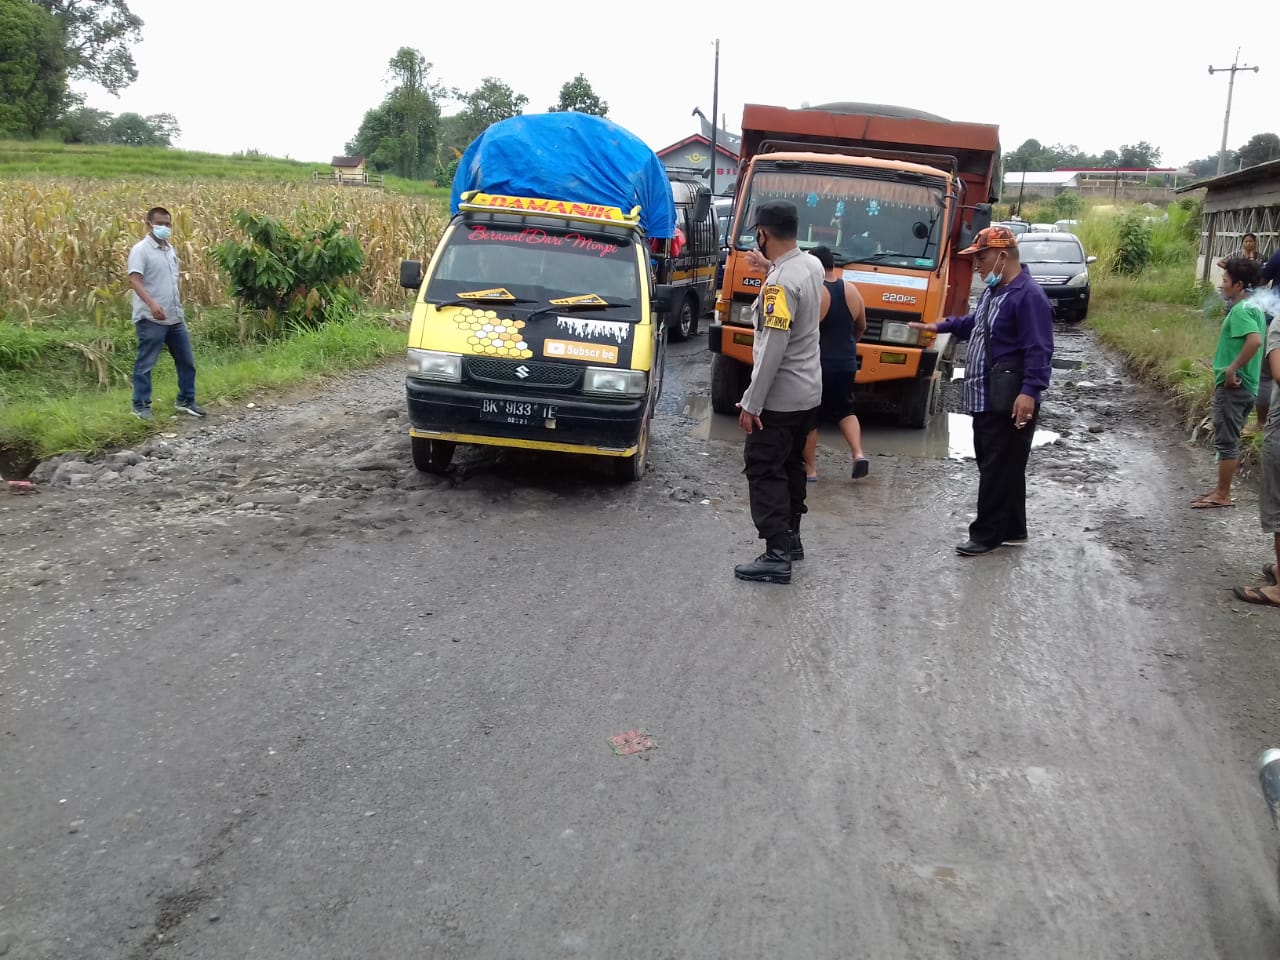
464, 358, 581, 390
863, 307, 922, 343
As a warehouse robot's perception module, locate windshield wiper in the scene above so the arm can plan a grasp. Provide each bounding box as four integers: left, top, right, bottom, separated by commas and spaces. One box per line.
434, 295, 538, 308
524, 301, 634, 323
853, 251, 913, 264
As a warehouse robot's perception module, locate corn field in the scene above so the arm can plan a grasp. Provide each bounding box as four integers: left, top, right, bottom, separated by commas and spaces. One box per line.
0, 179, 445, 325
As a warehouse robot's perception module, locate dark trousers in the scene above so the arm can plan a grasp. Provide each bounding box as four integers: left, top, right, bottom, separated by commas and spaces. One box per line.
132, 319, 197, 409
969, 409, 1037, 546
744, 407, 818, 544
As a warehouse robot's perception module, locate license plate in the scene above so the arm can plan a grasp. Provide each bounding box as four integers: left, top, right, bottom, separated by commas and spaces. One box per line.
479, 399, 556, 425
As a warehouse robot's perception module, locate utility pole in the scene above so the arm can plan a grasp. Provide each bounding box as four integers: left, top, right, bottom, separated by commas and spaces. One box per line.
1209, 48, 1259, 176
710, 39, 720, 195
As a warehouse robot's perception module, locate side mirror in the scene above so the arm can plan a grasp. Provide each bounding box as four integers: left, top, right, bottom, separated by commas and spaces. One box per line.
691, 190, 711, 224
970, 203, 993, 234
956, 204, 993, 255
651, 284, 678, 313
1086, 255, 1097, 265
400, 259, 423, 290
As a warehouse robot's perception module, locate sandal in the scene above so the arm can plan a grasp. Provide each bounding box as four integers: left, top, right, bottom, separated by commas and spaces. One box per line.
1233, 585, 1280, 607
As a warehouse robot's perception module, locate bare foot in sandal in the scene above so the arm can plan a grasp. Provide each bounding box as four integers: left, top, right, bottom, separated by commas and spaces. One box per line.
1191, 496, 1235, 509
1234, 584, 1280, 606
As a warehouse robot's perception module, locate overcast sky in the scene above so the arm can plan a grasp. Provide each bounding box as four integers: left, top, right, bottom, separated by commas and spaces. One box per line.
81, 0, 1270, 171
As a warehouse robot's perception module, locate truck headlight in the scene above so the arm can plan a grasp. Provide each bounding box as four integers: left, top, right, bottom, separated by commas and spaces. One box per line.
583, 367, 647, 397
1064, 270, 1089, 287
881, 321, 920, 346
407, 349, 462, 382
729, 302, 754, 326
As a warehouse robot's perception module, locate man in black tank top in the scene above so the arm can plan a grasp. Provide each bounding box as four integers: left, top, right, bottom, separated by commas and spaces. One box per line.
805, 246, 870, 480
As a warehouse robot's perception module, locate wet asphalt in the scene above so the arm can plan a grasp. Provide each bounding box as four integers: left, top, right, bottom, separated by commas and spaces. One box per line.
4, 327, 1280, 959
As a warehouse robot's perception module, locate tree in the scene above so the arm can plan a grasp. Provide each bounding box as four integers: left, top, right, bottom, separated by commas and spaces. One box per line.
345, 47, 444, 180
548, 73, 608, 116
212, 209, 365, 335
1003, 139, 1089, 172
446, 77, 528, 152
1236, 133, 1280, 170
33, 0, 142, 95
1185, 151, 1236, 178
0, 0, 68, 137
1097, 149, 1120, 169
103, 110, 178, 145
58, 104, 111, 142
1118, 141, 1161, 168
142, 111, 179, 145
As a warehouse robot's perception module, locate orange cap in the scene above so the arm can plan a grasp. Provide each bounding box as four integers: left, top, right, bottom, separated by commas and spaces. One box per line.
959, 224, 1018, 256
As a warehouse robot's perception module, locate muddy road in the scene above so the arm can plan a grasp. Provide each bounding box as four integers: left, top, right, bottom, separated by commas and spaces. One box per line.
4, 325, 1280, 959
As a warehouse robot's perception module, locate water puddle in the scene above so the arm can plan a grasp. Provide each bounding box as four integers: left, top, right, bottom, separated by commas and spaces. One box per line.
687, 397, 1059, 461
864, 414, 1059, 461
953, 355, 1085, 380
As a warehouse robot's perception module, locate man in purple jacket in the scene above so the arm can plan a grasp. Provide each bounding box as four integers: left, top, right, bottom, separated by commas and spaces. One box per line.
910, 225, 1054, 556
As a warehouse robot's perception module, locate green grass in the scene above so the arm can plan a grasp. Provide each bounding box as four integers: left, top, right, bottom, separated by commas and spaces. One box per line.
0, 310, 405, 471
0, 140, 450, 201
1087, 263, 1221, 428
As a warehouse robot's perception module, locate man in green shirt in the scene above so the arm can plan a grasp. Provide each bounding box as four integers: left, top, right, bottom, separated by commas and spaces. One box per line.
1195, 257, 1266, 508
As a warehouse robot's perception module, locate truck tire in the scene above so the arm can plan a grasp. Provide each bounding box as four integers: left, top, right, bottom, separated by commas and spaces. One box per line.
669, 294, 697, 342
898, 375, 941, 429
711, 352, 748, 415
411, 436, 455, 474
613, 416, 649, 482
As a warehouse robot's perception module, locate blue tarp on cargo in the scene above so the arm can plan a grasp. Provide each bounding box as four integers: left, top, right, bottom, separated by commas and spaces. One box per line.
451, 113, 677, 238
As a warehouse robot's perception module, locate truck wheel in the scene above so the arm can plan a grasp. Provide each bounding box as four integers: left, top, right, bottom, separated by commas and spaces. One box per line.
613, 416, 649, 482
411, 436, 455, 474
711, 352, 748, 415
898, 376, 940, 429
669, 295, 697, 342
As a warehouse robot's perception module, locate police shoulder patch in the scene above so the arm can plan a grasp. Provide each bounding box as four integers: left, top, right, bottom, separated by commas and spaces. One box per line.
761, 285, 792, 330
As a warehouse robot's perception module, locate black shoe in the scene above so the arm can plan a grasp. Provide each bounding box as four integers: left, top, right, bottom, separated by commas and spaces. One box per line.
734, 548, 792, 583
175, 401, 207, 418
956, 539, 999, 556
789, 533, 805, 561
1002, 534, 1028, 545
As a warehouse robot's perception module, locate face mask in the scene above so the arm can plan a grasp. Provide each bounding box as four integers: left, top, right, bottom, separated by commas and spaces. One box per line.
982, 253, 1004, 288
152, 224, 172, 241
756, 231, 768, 258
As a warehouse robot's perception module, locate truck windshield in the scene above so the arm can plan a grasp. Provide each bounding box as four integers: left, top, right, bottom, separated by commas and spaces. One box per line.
427, 222, 641, 307
736, 169, 946, 269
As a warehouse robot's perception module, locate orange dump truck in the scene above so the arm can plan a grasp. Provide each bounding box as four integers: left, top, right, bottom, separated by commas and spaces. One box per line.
709, 102, 1001, 427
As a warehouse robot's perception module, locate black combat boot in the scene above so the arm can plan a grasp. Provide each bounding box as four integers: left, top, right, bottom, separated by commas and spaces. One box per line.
734, 535, 793, 584
789, 515, 804, 561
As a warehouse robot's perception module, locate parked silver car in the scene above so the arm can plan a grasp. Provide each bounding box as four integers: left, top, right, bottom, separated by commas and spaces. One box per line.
1019, 232, 1096, 322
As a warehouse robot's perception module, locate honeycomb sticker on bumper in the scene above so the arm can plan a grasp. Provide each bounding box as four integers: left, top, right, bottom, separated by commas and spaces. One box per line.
452, 308, 533, 359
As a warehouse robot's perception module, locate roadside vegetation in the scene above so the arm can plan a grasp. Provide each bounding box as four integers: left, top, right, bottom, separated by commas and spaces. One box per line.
1003, 194, 1222, 433
0, 168, 444, 475
0, 310, 404, 473
0, 140, 450, 199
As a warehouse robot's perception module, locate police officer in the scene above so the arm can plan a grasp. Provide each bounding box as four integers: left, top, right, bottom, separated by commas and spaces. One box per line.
734, 200, 824, 583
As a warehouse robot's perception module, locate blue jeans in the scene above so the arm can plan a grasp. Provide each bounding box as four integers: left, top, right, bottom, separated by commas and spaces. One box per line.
132, 319, 197, 409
